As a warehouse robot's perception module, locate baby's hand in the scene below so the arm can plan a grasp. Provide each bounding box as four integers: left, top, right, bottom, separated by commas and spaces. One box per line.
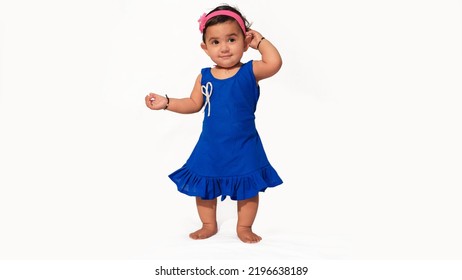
246, 29, 264, 50
145, 93, 168, 110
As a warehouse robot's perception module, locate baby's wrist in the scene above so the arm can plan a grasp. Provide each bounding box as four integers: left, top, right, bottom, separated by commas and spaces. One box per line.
256, 37, 266, 50
164, 94, 170, 110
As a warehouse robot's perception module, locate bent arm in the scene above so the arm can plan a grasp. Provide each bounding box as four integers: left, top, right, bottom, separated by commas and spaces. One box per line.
146, 74, 204, 114
166, 74, 204, 114
247, 30, 282, 82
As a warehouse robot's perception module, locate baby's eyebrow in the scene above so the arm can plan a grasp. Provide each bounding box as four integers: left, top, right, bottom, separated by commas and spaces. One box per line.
207, 37, 220, 43
207, 33, 239, 43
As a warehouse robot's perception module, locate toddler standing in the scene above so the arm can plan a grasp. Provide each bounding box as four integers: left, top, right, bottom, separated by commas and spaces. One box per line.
145, 4, 283, 243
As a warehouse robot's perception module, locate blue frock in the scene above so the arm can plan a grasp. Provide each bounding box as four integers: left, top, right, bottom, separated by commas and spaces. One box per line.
169, 60, 282, 201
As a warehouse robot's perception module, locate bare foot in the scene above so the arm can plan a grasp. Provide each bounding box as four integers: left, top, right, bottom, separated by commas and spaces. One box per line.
237, 226, 262, 243
189, 223, 218, 240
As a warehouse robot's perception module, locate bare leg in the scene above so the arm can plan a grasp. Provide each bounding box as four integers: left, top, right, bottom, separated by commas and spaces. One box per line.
189, 197, 218, 240
237, 195, 262, 243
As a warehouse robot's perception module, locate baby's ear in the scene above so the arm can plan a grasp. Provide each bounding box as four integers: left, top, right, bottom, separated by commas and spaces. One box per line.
201, 42, 208, 54
244, 33, 252, 51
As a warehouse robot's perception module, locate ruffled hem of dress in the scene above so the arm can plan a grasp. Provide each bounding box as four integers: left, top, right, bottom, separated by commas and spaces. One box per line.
168, 164, 283, 201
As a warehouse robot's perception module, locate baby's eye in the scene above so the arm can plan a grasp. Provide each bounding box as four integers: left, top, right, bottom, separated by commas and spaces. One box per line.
211, 40, 219, 45
228, 38, 236, 43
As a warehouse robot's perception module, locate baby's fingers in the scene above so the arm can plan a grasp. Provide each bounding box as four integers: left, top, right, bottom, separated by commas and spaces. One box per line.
145, 94, 156, 109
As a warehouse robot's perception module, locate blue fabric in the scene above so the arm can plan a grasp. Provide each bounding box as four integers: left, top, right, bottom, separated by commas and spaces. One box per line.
169, 60, 282, 201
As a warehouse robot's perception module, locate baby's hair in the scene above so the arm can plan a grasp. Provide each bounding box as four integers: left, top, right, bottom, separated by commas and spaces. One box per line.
202, 4, 251, 42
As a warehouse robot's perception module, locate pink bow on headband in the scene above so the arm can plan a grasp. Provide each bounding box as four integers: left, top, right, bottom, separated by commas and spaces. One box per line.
197, 10, 247, 34
198, 13, 207, 32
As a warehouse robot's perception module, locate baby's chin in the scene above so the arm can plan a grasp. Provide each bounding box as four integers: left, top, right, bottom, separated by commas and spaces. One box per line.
215, 60, 242, 69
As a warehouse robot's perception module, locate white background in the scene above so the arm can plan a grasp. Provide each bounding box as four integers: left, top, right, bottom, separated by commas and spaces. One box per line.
1, 0, 462, 265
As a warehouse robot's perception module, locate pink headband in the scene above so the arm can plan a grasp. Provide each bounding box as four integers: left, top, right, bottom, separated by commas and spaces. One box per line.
198, 10, 246, 34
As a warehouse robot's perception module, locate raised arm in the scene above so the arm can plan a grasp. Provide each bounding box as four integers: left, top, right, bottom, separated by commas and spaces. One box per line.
145, 74, 204, 113
246, 29, 282, 82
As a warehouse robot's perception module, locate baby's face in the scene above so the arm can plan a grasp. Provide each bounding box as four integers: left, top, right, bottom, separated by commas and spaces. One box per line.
201, 20, 247, 68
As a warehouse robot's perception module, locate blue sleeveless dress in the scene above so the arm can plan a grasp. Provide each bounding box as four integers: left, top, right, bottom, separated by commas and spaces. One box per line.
169, 60, 282, 201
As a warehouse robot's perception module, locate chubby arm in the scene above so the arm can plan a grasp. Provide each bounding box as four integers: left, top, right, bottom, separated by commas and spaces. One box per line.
246, 29, 282, 82
145, 74, 204, 113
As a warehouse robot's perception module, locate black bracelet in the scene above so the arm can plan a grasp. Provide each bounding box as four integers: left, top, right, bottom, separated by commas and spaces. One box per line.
257, 37, 266, 50
164, 94, 169, 110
